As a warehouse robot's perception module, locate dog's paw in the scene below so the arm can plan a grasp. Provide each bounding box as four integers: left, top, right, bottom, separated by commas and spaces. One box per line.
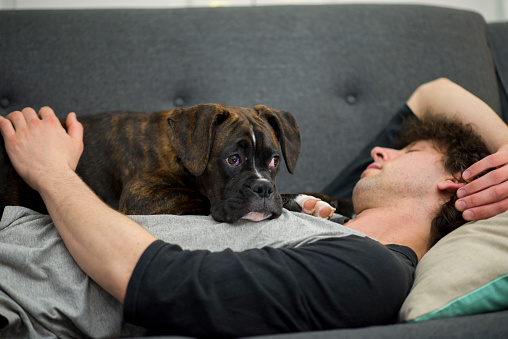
294, 194, 336, 219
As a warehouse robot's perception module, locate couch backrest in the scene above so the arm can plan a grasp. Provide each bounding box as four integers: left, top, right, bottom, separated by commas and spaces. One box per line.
488, 22, 508, 121
0, 5, 501, 193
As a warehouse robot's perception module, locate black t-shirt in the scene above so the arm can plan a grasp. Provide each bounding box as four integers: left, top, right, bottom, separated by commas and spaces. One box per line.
124, 237, 417, 338
123, 104, 419, 337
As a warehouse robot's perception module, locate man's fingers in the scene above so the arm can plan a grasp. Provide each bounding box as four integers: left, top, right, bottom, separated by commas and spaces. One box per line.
66, 112, 84, 142
4, 107, 42, 132
459, 165, 508, 197
21, 107, 39, 123
457, 144, 508, 222
457, 180, 508, 221
457, 180, 508, 210
460, 199, 508, 221
463, 152, 506, 181
38, 106, 57, 119
5, 110, 28, 131
0, 115, 16, 139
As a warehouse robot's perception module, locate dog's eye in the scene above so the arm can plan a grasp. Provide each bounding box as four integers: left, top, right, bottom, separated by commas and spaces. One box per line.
269, 156, 280, 168
227, 155, 241, 166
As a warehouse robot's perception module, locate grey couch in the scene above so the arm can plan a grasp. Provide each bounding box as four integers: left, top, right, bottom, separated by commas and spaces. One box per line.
1, 4, 508, 338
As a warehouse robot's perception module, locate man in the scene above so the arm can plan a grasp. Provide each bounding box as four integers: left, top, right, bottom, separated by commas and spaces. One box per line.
1, 78, 507, 337
325, 78, 508, 222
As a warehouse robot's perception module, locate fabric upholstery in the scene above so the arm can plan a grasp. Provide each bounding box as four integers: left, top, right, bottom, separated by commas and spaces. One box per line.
0, 5, 501, 193
488, 23, 508, 121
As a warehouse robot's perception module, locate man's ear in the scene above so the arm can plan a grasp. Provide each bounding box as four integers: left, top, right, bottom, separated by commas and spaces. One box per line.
438, 178, 466, 193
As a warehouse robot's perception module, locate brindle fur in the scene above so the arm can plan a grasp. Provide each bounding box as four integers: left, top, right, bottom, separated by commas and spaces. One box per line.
0, 104, 304, 222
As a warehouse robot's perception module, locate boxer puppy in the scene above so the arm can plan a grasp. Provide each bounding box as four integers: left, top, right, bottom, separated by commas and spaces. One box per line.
0, 104, 303, 223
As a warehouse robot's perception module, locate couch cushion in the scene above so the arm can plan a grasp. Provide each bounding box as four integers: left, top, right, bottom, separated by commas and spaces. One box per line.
488, 22, 508, 120
243, 310, 508, 339
398, 210, 508, 322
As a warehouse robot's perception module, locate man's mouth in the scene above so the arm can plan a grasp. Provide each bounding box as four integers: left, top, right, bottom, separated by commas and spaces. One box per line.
361, 163, 381, 177
366, 163, 381, 170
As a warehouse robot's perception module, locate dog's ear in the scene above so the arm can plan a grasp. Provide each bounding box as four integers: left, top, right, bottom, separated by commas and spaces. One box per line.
168, 104, 229, 176
254, 105, 301, 174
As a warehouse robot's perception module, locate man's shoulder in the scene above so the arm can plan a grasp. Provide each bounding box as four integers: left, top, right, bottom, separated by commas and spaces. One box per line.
294, 236, 417, 268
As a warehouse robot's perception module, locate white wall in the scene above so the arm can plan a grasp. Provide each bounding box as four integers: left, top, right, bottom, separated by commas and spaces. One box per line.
1, 0, 507, 22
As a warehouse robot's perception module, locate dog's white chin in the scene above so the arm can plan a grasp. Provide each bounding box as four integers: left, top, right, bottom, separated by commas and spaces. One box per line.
242, 211, 272, 222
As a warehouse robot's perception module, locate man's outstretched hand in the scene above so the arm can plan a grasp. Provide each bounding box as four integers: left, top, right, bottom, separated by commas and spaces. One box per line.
456, 144, 508, 221
0, 107, 84, 192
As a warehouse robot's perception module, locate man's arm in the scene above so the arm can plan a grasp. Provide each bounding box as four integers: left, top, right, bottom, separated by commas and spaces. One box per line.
407, 78, 508, 220
0, 107, 157, 303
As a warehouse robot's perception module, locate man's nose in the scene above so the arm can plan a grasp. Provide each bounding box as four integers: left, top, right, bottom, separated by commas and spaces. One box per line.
370, 146, 399, 162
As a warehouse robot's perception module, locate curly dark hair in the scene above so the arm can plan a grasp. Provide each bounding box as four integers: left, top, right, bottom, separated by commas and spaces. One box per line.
396, 114, 490, 247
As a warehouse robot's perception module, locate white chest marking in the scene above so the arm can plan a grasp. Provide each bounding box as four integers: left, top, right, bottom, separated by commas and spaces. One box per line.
250, 127, 268, 181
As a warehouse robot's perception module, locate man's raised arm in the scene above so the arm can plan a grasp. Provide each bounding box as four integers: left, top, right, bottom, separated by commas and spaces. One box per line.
407, 78, 508, 220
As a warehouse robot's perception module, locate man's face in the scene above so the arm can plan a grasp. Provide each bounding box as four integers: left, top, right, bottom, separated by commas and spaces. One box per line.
352, 140, 450, 213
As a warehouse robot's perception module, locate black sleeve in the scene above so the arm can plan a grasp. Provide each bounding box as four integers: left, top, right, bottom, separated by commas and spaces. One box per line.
124, 236, 416, 338
323, 104, 416, 199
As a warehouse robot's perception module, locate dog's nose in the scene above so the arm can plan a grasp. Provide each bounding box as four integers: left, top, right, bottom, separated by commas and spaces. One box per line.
251, 180, 274, 198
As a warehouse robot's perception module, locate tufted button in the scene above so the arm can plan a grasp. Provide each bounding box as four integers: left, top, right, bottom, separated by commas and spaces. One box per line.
0, 97, 10, 109
345, 94, 357, 105
174, 97, 185, 107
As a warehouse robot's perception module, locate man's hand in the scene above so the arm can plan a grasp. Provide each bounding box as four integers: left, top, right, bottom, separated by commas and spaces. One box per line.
0, 107, 84, 192
456, 144, 508, 220
1, 106, 155, 303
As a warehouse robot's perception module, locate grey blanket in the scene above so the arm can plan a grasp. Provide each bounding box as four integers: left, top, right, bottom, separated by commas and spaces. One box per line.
0, 206, 367, 338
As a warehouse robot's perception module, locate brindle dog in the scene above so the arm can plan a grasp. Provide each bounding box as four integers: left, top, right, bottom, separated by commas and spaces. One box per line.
0, 104, 290, 222
0, 103, 353, 222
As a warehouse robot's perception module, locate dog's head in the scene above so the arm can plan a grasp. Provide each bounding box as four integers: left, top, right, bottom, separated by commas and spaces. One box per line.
168, 104, 301, 223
